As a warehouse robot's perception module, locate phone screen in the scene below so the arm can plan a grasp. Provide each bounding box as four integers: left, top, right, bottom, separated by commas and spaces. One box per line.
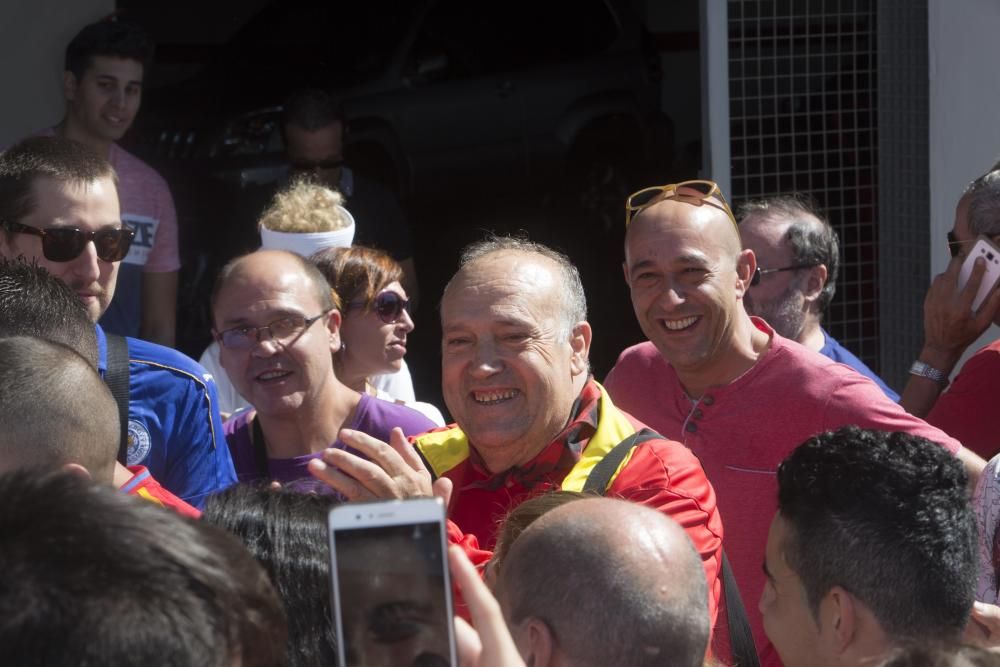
332, 520, 453, 667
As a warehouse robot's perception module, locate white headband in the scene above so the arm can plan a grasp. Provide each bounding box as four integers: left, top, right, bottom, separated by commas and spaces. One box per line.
259, 205, 356, 257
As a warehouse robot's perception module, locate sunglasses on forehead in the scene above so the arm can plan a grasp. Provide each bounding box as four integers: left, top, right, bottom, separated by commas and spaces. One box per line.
1, 220, 135, 263
625, 179, 738, 232
347, 290, 410, 324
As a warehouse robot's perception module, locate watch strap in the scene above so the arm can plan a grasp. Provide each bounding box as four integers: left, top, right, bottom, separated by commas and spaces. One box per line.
909, 360, 950, 387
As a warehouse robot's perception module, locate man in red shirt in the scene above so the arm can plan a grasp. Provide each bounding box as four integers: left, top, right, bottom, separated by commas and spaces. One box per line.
309, 237, 726, 652
605, 180, 985, 666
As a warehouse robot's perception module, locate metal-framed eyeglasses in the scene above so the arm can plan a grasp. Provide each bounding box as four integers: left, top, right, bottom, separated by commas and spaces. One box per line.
216, 310, 331, 350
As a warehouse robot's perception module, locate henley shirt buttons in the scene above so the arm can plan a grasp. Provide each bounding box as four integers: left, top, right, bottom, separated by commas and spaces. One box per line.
702, 395, 715, 405
685, 422, 698, 433
692, 409, 703, 420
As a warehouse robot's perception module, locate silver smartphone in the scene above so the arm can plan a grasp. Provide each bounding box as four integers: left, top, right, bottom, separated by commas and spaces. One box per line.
328, 497, 456, 667
958, 235, 1000, 312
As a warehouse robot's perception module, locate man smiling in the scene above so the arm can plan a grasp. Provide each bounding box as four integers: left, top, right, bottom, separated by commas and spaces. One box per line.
307, 237, 726, 653
33, 18, 179, 345
211, 249, 433, 491
604, 180, 985, 666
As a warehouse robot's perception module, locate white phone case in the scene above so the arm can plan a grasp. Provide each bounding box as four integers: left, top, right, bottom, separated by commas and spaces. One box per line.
958, 235, 1000, 312
328, 498, 456, 667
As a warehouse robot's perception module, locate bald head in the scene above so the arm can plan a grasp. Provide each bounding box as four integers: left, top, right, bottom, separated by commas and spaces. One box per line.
497, 497, 709, 667
628, 193, 743, 266
0, 336, 119, 483
211, 249, 335, 326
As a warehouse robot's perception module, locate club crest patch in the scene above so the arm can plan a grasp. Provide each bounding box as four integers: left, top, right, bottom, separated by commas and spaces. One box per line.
127, 420, 152, 465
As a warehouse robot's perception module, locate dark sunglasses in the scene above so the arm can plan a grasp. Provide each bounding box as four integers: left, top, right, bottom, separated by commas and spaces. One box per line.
349, 290, 411, 324
290, 158, 345, 172
2, 220, 135, 263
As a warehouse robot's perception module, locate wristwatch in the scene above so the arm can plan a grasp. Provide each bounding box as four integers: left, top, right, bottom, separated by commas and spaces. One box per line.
909, 360, 950, 387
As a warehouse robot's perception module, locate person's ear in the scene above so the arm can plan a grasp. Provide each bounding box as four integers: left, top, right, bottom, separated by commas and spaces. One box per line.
61, 462, 92, 481
327, 309, 343, 353
802, 264, 829, 307
63, 70, 79, 102
568, 322, 592, 377
822, 585, 857, 655
735, 249, 757, 298
521, 617, 555, 667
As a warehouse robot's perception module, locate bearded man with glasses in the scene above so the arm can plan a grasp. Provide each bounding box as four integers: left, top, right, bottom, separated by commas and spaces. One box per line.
604, 180, 986, 667
0, 136, 236, 508
210, 249, 435, 491
737, 194, 898, 400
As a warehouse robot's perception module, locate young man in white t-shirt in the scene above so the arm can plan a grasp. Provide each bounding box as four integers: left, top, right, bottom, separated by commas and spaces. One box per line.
45, 17, 179, 346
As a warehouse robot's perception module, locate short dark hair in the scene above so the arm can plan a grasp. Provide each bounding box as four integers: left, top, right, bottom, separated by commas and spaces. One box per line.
0, 258, 98, 366
0, 469, 287, 666
204, 485, 339, 667
210, 250, 336, 328
499, 498, 709, 667
738, 194, 840, 311
0, 336, 118, 483
64, 17, 154, 80
282, 88, 344, 133
777, 426, 975, 641
0, 136, 118, 233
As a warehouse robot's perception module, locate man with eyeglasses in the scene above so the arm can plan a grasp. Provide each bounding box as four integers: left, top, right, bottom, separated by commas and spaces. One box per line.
30, 18, 180, 346
738, 194, 898, 399
210, 249, 435, 490
603, 180, 986, 667
898, 167, 1000, 460
0, 136, 236, 508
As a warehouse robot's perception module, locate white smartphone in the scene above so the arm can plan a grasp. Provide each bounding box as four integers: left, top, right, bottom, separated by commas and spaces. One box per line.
958, 235, 1000, 312
328, 497, 456, 667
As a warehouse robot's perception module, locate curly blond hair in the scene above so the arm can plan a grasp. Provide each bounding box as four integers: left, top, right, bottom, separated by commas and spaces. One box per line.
258, 180, 352, 234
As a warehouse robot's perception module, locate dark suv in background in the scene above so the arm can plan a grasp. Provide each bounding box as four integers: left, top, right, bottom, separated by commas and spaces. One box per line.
132, 0, 678, 397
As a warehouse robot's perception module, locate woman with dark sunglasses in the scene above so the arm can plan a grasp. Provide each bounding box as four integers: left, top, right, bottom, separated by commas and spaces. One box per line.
312, 246, 445, 426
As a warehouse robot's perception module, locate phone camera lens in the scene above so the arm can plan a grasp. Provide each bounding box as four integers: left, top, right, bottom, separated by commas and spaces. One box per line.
989, 252, 995, 261
355, 514, 361, 520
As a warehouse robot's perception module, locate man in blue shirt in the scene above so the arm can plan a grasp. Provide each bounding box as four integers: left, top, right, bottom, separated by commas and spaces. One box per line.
0, 136, 235, 507
739, 194, 899, 400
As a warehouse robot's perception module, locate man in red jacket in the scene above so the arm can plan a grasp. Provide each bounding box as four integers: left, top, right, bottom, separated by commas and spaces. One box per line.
309, 237, 727, 654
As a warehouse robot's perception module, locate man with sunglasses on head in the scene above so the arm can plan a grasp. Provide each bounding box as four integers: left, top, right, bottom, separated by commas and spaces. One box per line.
0, 136, 236, 508
738, 194, 898, 399
28, 17, 180, 346
210, 249, 435, 491
603, 179, 986, 667
897, 167, 1000, 459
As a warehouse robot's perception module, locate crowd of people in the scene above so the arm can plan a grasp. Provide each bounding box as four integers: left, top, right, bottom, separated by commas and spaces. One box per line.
5, 15, 1000, 667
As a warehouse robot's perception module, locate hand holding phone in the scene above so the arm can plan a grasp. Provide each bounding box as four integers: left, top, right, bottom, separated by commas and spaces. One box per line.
958, 235, 1000, 312
329, 498, 457, 667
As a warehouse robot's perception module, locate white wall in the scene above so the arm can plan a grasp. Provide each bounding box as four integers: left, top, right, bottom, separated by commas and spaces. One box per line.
928, 0, 1000, 368
0, 0, 114, 148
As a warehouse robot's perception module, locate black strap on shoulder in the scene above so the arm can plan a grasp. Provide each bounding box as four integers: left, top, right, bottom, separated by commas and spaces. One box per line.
104, 333, 131, 465
582, 428, 760, 667
722, 550, 760, 667
581, 428, 659, 493
251, 415, 270, 479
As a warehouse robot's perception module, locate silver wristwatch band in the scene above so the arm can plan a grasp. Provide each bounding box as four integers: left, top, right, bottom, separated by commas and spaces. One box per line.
909, 360, 949, 387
